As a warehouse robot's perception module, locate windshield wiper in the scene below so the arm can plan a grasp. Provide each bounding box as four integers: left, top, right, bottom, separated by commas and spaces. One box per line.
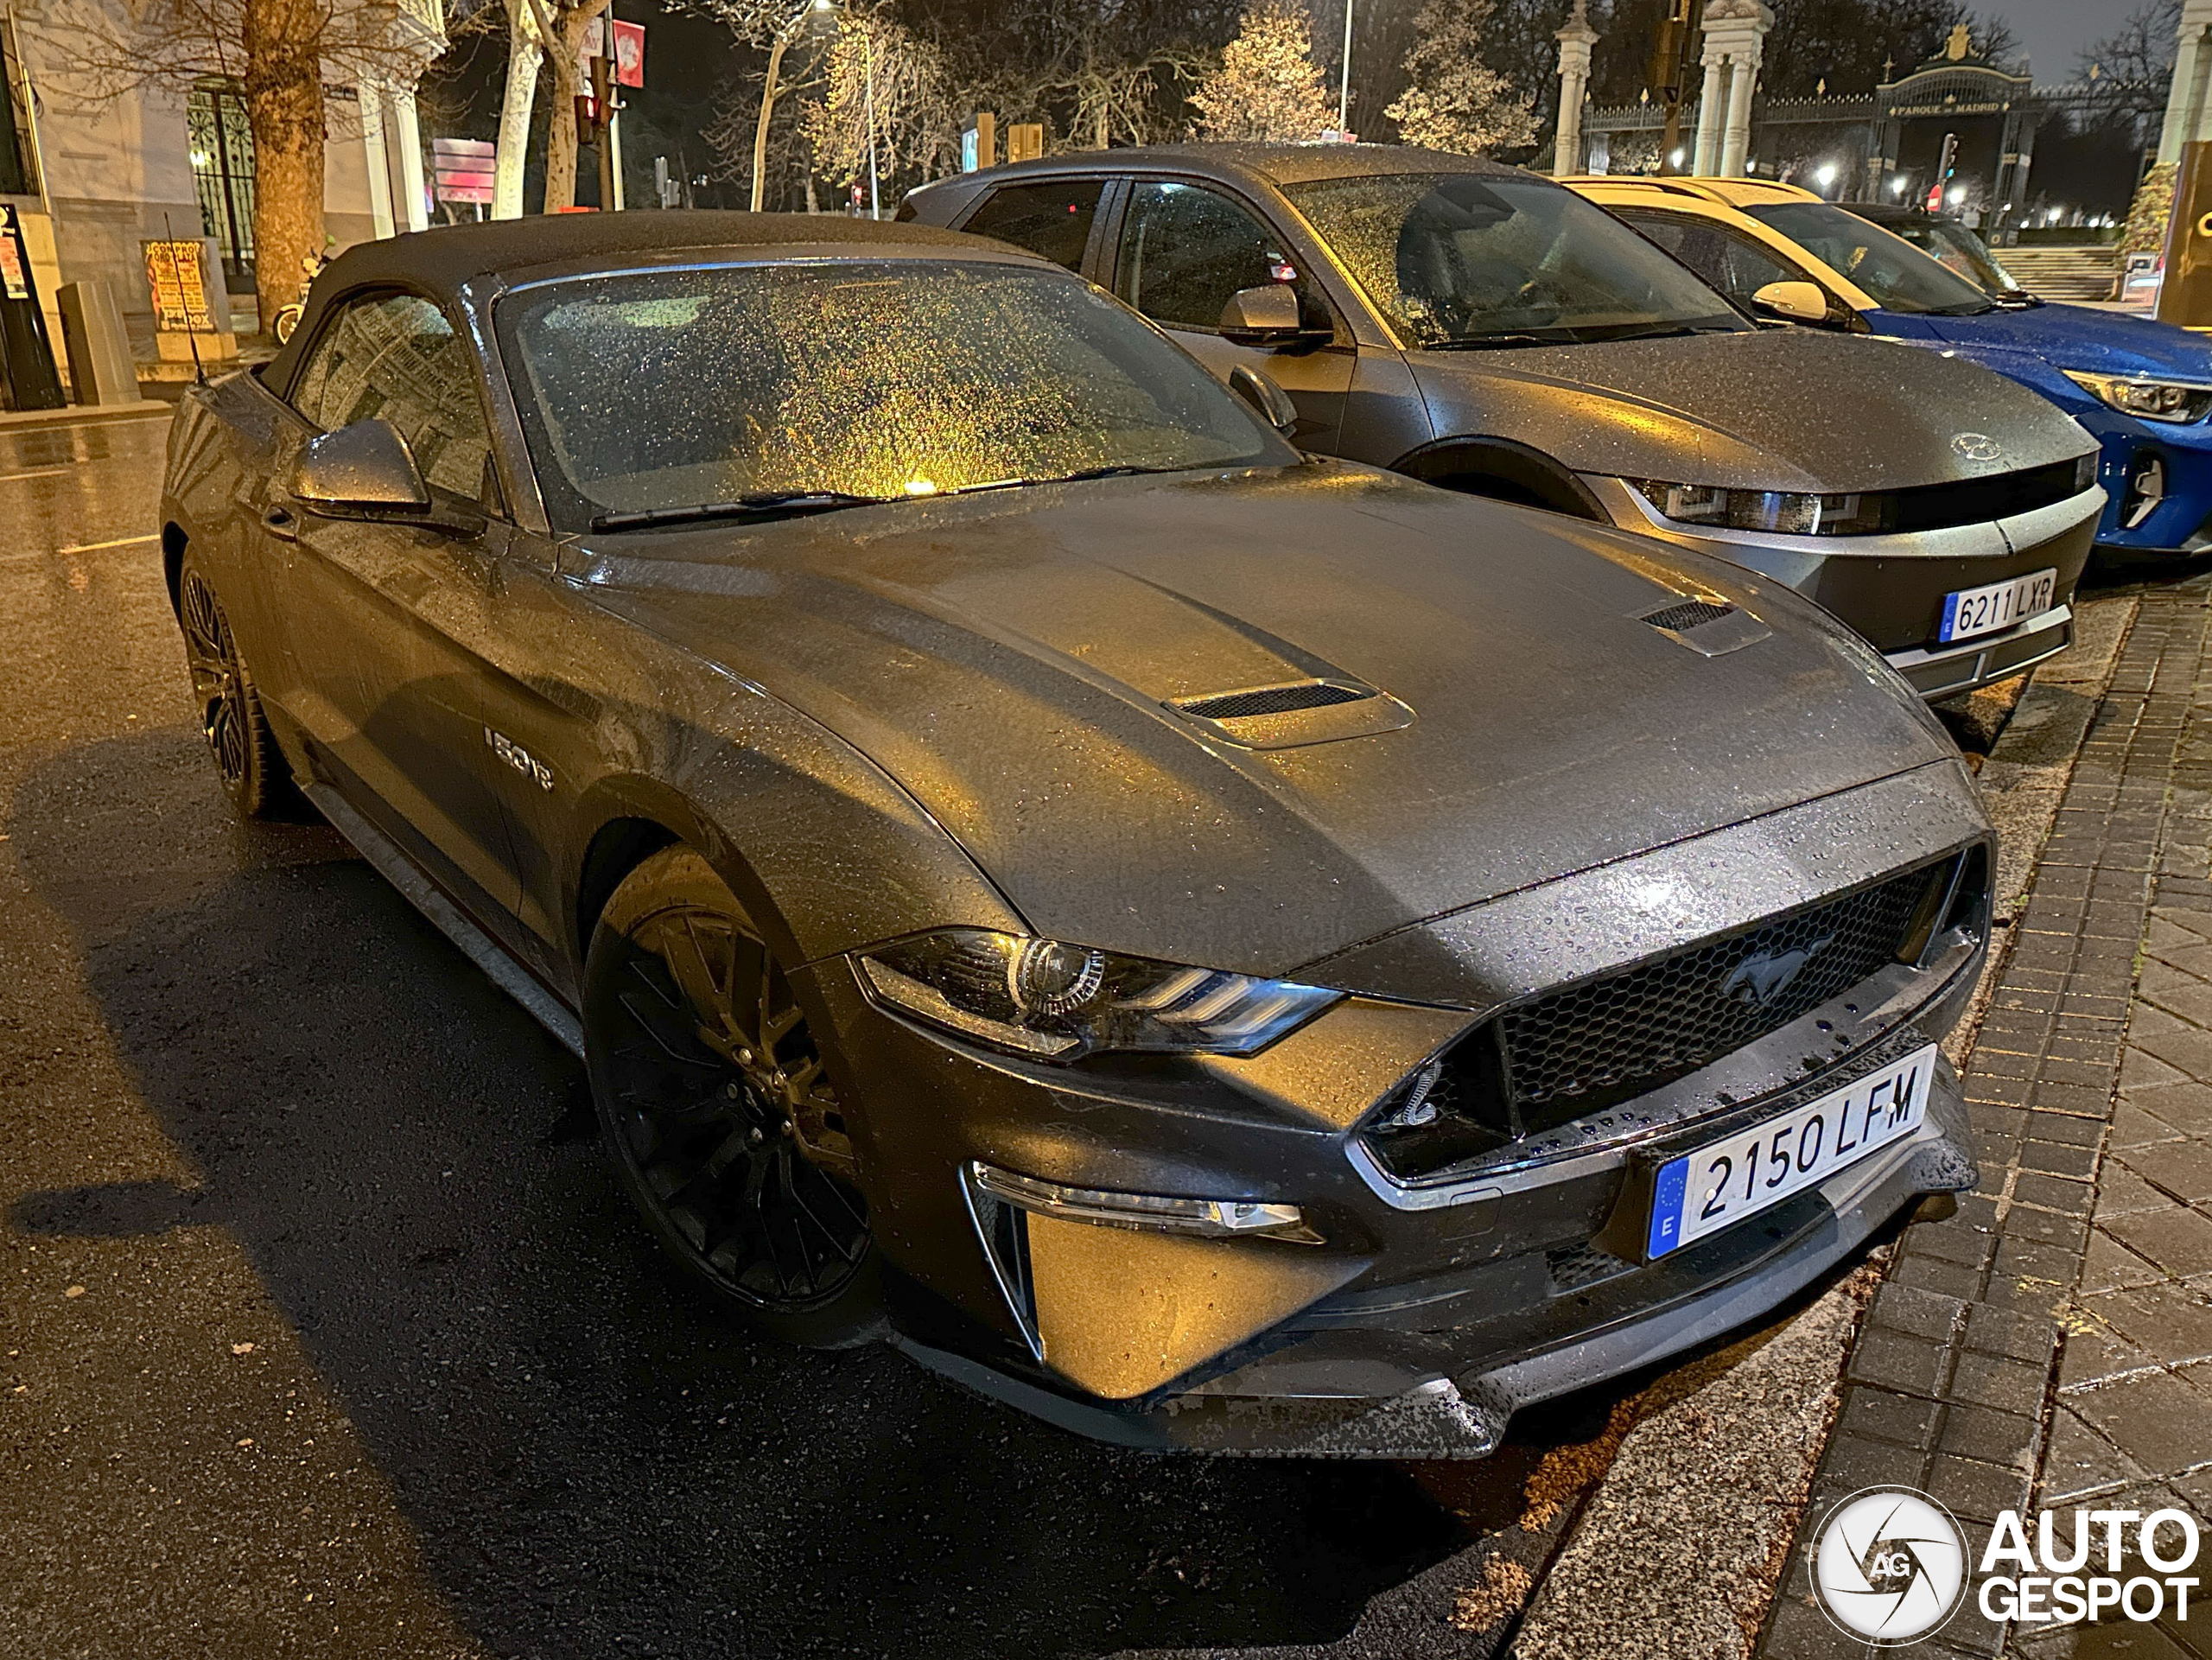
589, 491, 887, 531
1423, 332, 1573, 351
950, 463, 1191, 494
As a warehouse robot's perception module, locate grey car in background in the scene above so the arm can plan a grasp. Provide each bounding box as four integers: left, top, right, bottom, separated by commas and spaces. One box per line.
904, 144, 2104, 701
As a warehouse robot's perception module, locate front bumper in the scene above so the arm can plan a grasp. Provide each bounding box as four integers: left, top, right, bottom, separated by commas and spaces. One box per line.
2077, 410, 2212, 557
897, 1059, 1974, 1456
805, 766, 1994, 1457
1585, 477, 2101, 700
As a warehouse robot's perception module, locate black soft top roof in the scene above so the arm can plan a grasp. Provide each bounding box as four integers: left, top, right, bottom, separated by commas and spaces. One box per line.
266, 211, 1008, 387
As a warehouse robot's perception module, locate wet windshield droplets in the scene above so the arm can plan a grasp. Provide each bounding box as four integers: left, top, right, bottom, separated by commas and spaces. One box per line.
501, 261, 1287, 531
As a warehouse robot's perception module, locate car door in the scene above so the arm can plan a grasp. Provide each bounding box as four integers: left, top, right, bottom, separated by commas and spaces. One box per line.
1109, 178, 1356, 451
1611, 207, 1834, 318
273, 289, 522, 924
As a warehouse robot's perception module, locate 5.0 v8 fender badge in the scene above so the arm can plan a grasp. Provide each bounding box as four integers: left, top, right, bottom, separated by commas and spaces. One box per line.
485, 726, 555, 792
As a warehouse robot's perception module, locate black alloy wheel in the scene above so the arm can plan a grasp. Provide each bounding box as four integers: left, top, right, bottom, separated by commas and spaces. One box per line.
178, 559, 295, 818
585, 846, 881, 1346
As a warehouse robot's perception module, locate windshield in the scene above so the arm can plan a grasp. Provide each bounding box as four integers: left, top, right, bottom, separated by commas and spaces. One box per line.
1282, 172, 1747, 348
500, 261, 1288, 528
1891, 216, 2021, 296
1743, 202, 1993, 315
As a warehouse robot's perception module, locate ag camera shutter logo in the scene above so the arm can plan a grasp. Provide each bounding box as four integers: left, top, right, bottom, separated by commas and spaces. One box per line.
1812, 1487, 1968, 1644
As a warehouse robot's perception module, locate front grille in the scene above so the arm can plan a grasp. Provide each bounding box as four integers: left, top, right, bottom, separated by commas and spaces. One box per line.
1492, 860, 1950, 1130
1887, 454, 2094, 533
1175, 682, 1370, 721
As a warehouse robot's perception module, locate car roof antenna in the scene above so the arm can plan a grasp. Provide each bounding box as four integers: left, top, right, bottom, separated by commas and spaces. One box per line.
162, 212, 207, 387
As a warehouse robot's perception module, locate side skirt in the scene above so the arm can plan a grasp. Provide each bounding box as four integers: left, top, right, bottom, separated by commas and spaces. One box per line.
303, 780, 586, 1059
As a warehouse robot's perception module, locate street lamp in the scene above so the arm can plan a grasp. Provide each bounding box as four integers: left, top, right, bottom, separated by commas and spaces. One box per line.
1337, 0, 1353, 135
1815, 162, 1838, 197
751, 0, 836, 213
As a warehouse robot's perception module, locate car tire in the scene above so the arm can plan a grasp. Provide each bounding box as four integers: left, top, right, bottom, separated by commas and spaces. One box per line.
177, 557, 301, 820
583, 845, 884, 1348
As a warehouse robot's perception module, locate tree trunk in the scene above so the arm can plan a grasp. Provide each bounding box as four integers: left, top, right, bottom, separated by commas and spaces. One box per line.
538, 0, 610, 212
493, 0, 543, 219
243, 0, 325, 334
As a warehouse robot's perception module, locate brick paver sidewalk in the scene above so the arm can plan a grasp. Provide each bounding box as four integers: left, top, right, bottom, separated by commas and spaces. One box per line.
1753, 579, 2212, 1659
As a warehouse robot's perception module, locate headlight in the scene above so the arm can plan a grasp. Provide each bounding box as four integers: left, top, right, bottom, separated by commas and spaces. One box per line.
856, 928, 1342, 1060
1629, 479, 1890, 537
2063, 370, 2212, 424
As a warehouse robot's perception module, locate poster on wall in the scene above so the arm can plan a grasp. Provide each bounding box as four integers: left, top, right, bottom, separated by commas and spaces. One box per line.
0, 207, 28, 301
144, 240, 214, 333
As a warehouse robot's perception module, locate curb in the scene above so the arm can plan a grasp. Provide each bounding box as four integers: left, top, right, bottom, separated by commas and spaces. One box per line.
1752, 582, 2212, 1659
0, 401, 172, 433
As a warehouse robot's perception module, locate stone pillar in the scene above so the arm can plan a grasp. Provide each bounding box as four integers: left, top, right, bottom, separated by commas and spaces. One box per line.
1692, 54, 1728, 175
1721, 60, 1757, 173
1552, 0, 1599, 176
389, 85, 429, 232
1696, 0, 1771, 176
358, 81, 397, 240
2160, 3, 2212, 165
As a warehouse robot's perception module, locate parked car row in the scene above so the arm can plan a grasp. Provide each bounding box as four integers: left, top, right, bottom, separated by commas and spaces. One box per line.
904, 146, 2107, 701
157, 149, 2162, 1460
1564, 175, 2212, 564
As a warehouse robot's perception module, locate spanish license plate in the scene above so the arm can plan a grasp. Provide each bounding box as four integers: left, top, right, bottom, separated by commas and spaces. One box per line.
1940, 569, 2056, 643
1645, 1045, 1936, 1258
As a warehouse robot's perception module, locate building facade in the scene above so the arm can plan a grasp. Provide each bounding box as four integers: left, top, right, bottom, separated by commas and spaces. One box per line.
1, 0, 443, 366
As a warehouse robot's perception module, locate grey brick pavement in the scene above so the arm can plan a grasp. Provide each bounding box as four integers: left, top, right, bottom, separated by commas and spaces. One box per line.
1750, 584, 2212, 1660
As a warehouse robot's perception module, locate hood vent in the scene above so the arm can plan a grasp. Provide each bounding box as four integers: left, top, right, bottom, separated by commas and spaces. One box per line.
1640, 599, 1772, 659
1167, 679, 1414, 751
1642, 600, 1735, 633
1177, 681, 1371, 721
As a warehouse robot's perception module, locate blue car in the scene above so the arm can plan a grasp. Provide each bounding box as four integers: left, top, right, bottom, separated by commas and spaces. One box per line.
1577, 177, 2212, 560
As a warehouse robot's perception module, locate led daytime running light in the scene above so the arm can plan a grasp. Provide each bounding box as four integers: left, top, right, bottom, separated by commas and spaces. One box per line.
968, 1161, 1323, 1243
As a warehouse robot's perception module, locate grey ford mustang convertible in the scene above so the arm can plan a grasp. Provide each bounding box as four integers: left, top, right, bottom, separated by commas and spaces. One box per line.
162, 213, 1989, 1457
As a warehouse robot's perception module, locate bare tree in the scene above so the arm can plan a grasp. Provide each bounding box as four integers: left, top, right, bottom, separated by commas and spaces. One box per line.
46, 0, 443, 328
1385, 0, 1538, 154
1188, 0, 1331, 141
1057, 31, 1208, 149
803, 8, 963, 195
2080, 0, 2180, 134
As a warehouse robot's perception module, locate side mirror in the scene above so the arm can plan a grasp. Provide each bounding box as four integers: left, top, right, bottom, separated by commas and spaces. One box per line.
1219, 283, 1305, 346
1750, 280, 1838, 327
1229, 364, 1299, 436
289, 418, 482, 535
292, 418, 431, 513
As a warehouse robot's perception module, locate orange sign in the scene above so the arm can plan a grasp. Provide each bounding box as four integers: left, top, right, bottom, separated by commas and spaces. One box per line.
144, 239, 214, 333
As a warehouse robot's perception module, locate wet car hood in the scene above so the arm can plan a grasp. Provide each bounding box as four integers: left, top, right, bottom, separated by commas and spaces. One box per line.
567, 463, 1955, 978
1404, 325, 2092, 494
1908, 301, 2212, 378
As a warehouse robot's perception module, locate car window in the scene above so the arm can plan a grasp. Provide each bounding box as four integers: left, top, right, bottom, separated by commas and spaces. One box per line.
498, 260, 1292, 529
1911, 218, 2021, 296
1614, 209, 1807, 310
1282, 172, 1745, 347
1741, 201, 1993, 315
962, 180, 1105, 271
290, 292, 493, 497
1115, 181, 1318, 334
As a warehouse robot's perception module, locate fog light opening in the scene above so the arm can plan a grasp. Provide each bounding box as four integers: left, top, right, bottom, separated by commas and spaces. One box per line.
2123, 452, 2167, 530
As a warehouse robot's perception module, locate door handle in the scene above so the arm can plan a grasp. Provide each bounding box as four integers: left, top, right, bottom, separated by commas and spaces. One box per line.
262, 503, 298, 541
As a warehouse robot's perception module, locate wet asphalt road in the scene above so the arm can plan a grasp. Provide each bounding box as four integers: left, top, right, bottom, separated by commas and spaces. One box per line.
0, 412, 1639, 1660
